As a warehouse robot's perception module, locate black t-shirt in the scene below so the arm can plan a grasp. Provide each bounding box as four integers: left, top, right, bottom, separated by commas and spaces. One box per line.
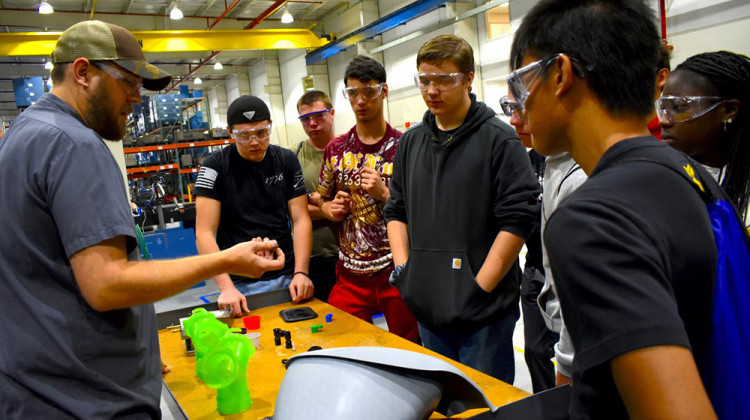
194, 144, 306, 282
545, 137, 722, 419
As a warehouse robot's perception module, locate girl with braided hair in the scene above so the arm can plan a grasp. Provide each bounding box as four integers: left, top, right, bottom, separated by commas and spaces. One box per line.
658, 51, 750, 222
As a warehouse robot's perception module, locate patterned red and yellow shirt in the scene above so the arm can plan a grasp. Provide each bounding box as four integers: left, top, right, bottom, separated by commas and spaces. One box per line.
317, 124, 401, 277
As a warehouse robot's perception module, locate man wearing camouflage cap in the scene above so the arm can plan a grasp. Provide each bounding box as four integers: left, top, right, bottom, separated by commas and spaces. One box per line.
0, 20, 284, 417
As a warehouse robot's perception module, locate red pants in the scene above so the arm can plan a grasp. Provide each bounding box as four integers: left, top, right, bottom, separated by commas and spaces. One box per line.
329, 263, 420, 343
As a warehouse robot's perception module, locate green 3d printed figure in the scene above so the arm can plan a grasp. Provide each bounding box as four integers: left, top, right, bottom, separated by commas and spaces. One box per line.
183, 308, 228, 381
201, 328, 256, 415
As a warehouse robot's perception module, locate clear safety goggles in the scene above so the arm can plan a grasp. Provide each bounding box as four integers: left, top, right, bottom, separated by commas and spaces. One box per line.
499, 96, 522, 118
413, 72, 465, 92
506, 54, 593, 109
91, 61, 143, 97
342, 83, 383, 101
655, 95, 728, 123
232, 125, 272, 142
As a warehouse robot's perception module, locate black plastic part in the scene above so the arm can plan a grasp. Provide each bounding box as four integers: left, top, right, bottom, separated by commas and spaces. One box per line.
279, 307, 318, 323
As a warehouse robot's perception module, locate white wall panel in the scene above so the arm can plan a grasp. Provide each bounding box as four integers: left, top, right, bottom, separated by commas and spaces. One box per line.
279, 49, 309, 145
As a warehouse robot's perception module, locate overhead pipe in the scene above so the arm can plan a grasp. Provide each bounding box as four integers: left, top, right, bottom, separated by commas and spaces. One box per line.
165, 0, 288, 92
658, 0, 667, 40
244, 0, 287, 29
163, 0, 241, 92
164, 50, 221, 93
207, 0, 242, 30
0, 2, 312, 22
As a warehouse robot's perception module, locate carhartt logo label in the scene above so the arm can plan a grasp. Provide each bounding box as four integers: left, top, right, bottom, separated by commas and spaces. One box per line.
452, 258, 461, 270
243, 111, 255, 120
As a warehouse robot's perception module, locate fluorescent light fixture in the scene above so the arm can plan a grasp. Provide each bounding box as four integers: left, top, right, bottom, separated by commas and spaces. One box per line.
169, 4, 183, 20
194, 77, 203, 85
38, 1, 54, 14
281, 7, 294, 24
213, 62, 223, 70
44, 60, 53, 70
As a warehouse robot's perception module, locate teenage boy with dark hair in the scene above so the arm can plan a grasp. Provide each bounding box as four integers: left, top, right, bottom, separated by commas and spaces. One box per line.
293, 90, 339, 301
317, 55, 419, 342
385, 35, 540, 382
510, 0, 731, 417
195, 95, 314, 316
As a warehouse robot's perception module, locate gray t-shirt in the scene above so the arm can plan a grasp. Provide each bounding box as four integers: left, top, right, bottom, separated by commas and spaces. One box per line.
293, 140, 338, 259
0, 94, 160, 418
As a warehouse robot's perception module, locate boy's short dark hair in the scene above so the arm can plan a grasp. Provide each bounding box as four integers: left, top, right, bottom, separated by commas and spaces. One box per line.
657, 43, 672, 72
417, 35, 475, 75
344, 55, 386, 86
297, 90, 333, 111
510, 0, 661, 119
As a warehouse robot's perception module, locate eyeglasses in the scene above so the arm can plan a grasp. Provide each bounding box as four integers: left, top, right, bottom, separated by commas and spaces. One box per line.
499, 96, 522, 118
342, 83, 383, 101
506, 54, 593, 109
413, 72, 465, 92
232, 125, 272, 142
655, 96, 728, 123
91, 61, 143, 97
298, 109, 331, 125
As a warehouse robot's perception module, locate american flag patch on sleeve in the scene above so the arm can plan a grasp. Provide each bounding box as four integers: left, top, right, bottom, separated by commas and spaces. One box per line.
195, 167, 219, 190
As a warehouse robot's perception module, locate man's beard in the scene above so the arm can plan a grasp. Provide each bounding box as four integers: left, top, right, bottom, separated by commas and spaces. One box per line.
85, 84, 128, 141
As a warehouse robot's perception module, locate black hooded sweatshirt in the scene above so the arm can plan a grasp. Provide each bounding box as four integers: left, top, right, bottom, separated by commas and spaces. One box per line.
384, 94, 541, 330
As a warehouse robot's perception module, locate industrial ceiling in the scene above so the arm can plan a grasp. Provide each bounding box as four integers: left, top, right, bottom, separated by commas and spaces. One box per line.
0, 0, 353, 115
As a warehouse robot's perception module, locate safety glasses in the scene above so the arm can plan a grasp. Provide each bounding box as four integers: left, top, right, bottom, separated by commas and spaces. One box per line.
232, 125, 272, 142
655, 96, 728, 123
413, 72, 465, 92
91, 61, 143, 97
342, 83, 383, 101
499, 96, 522, 118
298, 109, 331, 125
506, 54, 593, 109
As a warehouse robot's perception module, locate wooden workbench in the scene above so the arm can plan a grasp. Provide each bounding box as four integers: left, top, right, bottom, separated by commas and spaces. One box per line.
159, 298, 530, 419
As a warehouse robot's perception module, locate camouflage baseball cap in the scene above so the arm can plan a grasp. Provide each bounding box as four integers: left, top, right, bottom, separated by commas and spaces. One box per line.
52, 20, 171, 91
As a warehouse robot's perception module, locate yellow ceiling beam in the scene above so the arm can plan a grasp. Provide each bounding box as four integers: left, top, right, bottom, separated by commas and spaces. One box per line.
0, 29, 329, 57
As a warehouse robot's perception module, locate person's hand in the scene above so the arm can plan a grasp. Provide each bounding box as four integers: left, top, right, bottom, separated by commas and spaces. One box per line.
289, 273, 314, 303
326, 191, 351, 221
227, 240, 285, 279
217, 285, 250, 317
556, 370, 572, 386
360, 167, 389, 201
308, 192, 322, 208
251, 237, 277, 260
161, 360, 171, 375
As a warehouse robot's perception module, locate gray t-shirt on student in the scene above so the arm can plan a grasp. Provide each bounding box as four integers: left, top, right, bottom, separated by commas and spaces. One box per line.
293, 140, 338, 259
0, 94, 161, 418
